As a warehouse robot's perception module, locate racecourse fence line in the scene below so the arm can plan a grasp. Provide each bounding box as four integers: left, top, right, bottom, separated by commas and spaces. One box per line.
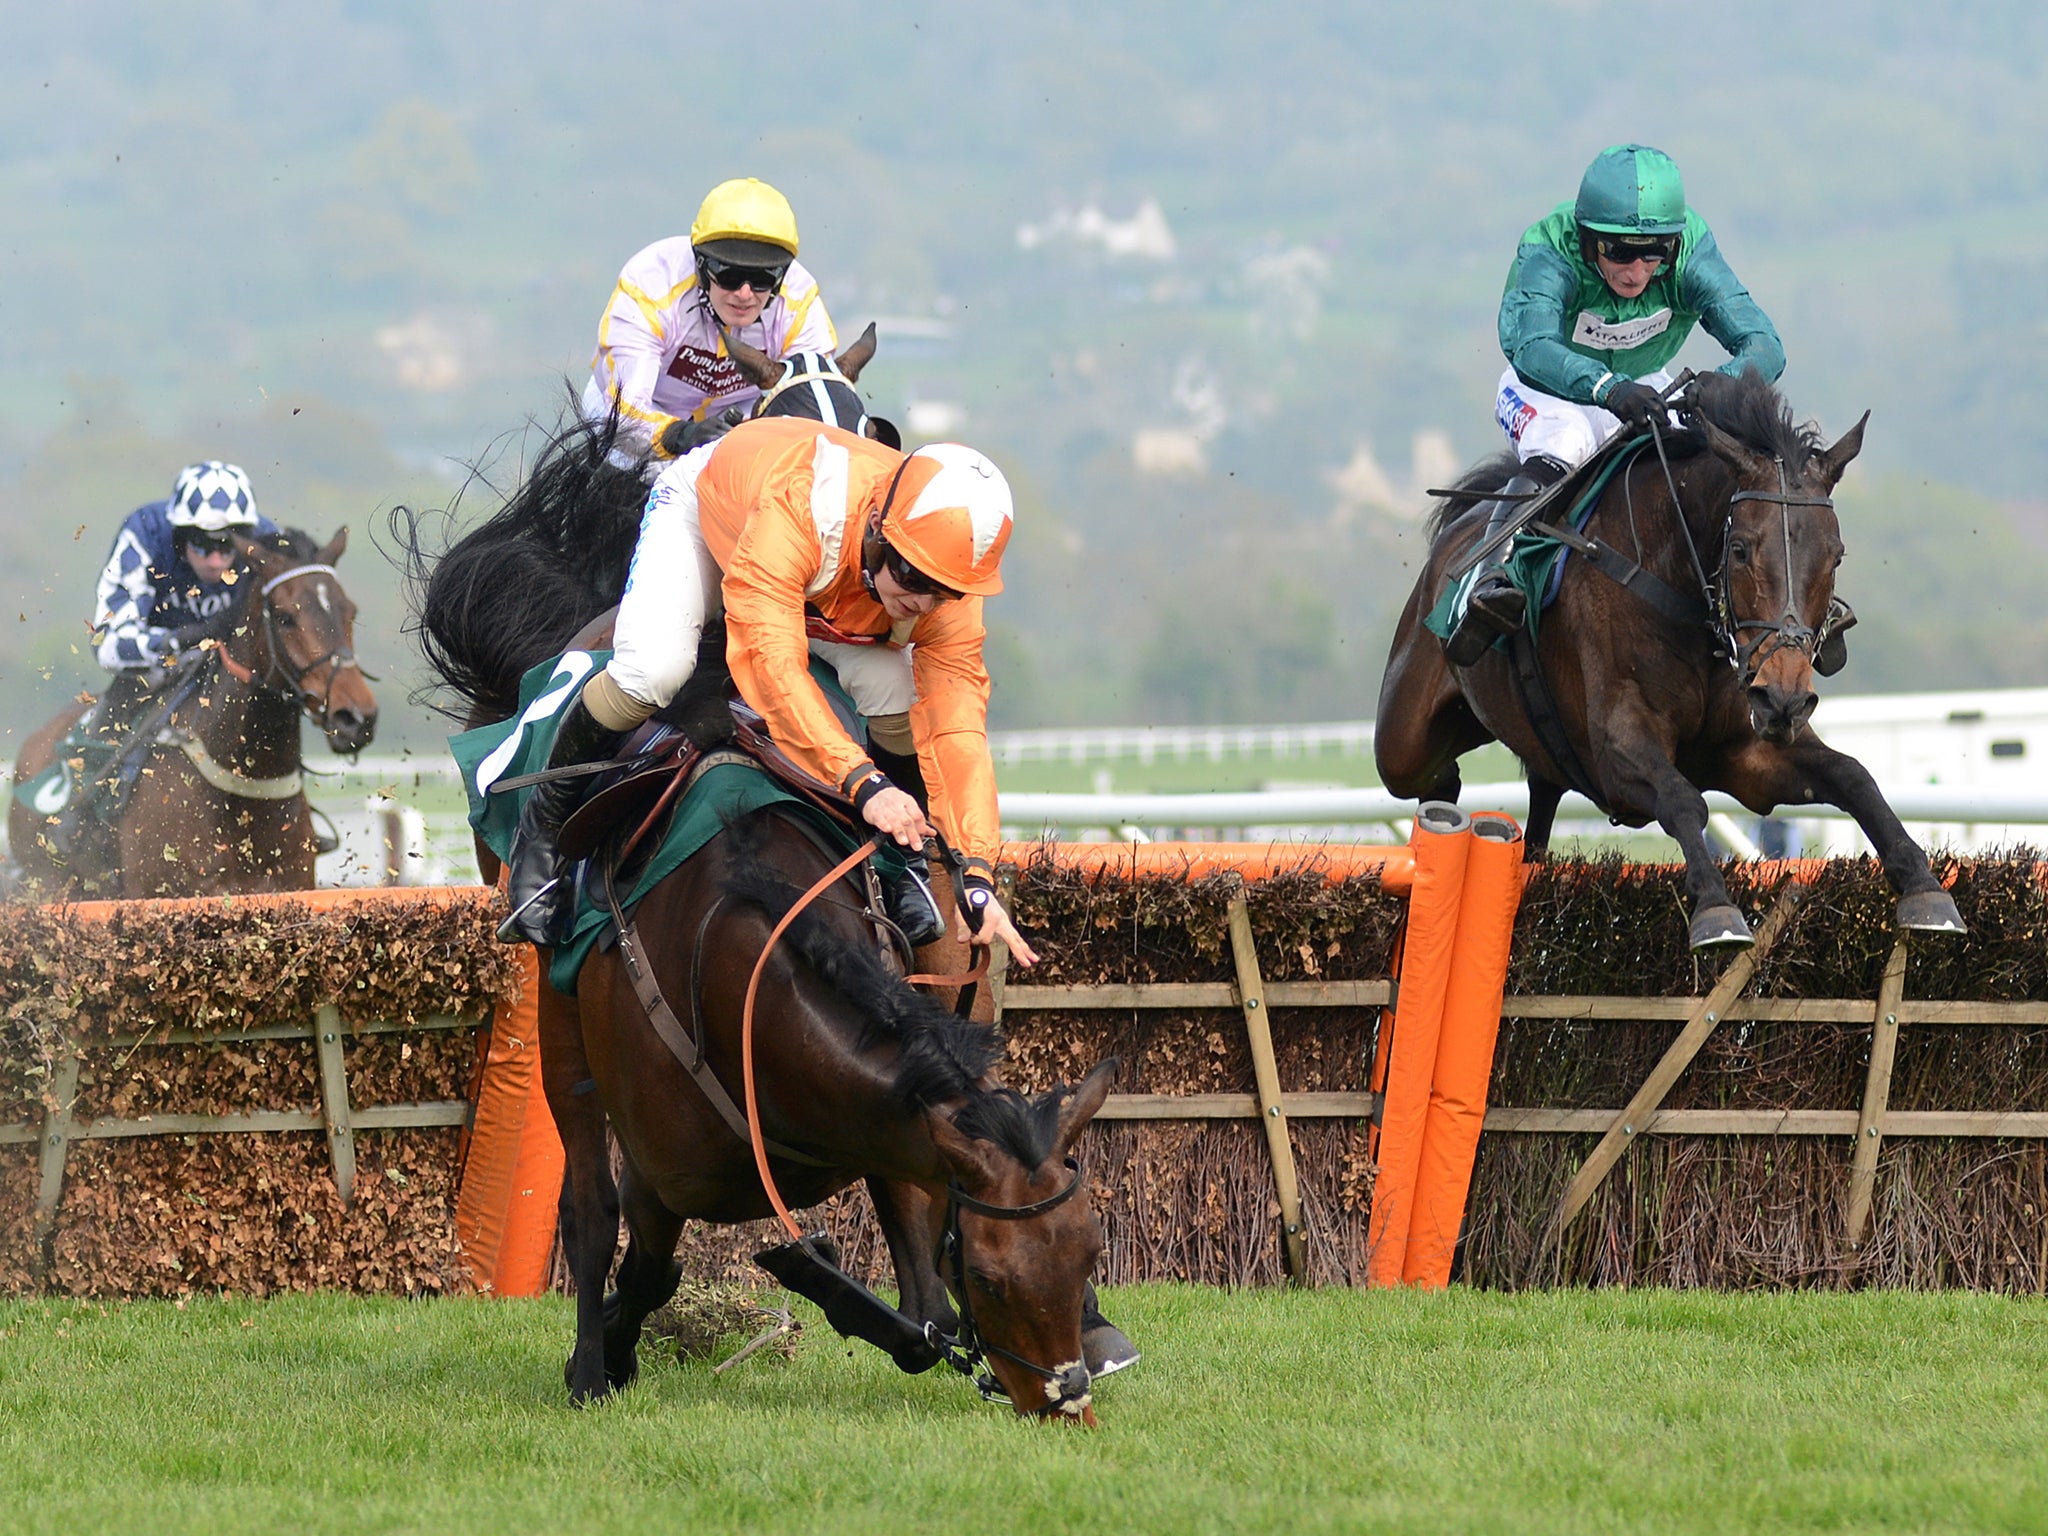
7, 854, 2048, 1294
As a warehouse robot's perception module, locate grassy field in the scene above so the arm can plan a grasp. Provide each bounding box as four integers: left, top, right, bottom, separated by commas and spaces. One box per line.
4, 1284, 2046, 1535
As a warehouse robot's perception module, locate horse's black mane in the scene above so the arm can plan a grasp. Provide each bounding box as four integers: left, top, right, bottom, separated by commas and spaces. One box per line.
383, 394, 650, 720
1425, 371, 1820, 541
721, 842, 1062, 1172
1687, 367, 1823, 474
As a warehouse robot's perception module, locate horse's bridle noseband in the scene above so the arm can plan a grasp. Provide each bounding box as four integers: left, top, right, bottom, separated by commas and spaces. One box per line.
927, 1155, 1095, 1417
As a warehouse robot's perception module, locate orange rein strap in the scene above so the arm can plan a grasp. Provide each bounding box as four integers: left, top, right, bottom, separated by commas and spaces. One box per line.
743, 835, 884, 1241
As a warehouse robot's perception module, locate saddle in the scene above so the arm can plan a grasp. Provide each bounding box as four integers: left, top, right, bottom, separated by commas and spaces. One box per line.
558, 693, 864, 865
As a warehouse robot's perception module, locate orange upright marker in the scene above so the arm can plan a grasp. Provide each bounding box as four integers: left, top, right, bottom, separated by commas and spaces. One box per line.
1364, 803, 1473, 1286
1402, 813, 1525, 1287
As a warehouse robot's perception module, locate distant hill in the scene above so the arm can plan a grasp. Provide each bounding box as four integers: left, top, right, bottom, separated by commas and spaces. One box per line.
3, 0, 2046, 747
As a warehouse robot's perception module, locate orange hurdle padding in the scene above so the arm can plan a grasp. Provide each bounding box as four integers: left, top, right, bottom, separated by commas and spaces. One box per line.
454, 940, 565, 1296
1364, 803, 1473, 1286
997, 841, 1414, 894
58, 883, 495, 923
1402, 813, 1526, 1288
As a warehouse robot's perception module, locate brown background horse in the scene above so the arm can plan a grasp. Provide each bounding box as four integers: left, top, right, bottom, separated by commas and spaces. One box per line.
1376, 371, 1963, 949
8, 528, 377, 899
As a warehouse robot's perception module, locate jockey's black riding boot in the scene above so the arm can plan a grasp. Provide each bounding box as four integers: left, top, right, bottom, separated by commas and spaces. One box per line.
1081, 1280, 1140, 1377
868, 740, 945, 948
1445, 455, 1567, 667
499, 692, 628, 946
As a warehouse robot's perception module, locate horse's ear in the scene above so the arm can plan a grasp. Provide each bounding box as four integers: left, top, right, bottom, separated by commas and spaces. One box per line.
720, 326, 783, 389
318, 526, 350, 565
926, 1108, 1009, 1187
1693, 414, 1771, 480
1815, 411, 1870, 492
865, 416, 902, 451
1052, 1058, 1120, 1158
835, 322, 878, 383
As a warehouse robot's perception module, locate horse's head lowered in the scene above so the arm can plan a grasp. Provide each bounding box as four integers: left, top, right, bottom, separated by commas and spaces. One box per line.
227, 528, 379, 753
925, 1060, 1118, 1422
1687, 378, 1865, 745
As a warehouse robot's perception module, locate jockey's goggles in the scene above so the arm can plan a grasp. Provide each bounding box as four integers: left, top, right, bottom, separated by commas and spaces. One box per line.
702, 254, 789, 294
179, 530, 238, 557
1592, 233, 1679, 269
883, 542, 963, 602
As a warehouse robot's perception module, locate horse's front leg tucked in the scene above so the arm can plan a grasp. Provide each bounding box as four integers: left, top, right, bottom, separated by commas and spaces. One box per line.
1723, 734, 1965, 934
1606, 724, 1753, 948
870, 1177, 956, 1337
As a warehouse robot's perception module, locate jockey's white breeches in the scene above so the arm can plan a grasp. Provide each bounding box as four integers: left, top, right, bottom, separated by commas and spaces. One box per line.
1495, 367, 1675, 468
602, 447, 915, 726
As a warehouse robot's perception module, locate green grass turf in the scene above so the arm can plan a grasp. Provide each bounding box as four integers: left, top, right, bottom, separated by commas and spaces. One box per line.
5, 1284, 2044, 1536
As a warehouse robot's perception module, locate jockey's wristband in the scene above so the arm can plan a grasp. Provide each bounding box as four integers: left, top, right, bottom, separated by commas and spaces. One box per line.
844, 765, 894, 817
961, 869, 996, 916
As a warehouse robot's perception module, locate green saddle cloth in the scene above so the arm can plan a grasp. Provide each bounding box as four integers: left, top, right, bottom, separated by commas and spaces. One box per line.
451, 650, 906, 995
1423, 437, 1652, 650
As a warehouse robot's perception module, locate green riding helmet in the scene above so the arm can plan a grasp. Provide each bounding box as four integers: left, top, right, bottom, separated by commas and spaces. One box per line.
1574, 144, 1687, 236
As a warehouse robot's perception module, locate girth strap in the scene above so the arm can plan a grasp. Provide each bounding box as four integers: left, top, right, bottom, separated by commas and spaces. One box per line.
1507, 628, 1606, 813
1527, 518, 1710, 631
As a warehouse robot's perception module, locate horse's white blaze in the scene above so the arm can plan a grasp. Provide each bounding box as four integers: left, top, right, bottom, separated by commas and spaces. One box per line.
316, 581, 334, 614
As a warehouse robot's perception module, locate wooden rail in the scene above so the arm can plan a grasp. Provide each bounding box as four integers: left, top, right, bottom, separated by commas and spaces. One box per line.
4, 1011, 480, 1284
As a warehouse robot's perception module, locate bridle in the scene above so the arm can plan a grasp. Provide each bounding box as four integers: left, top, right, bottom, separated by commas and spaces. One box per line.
214, 562, 375, 729
1719, 463, 1835, 684
1639, 391, 1839, 692
927, 1158, 1094, 1417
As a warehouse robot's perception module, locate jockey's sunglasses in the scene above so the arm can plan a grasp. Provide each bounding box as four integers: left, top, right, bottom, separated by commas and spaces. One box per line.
703, 255, 789, 294
180, 530, 237, 557
883, 544, 962, 602
1594, 234, 1679, 269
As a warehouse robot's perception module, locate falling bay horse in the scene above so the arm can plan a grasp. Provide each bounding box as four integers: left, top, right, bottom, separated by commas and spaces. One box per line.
9, 528, 377, 898
1376, 369, 1964, 949
402, 331, 1113, 1414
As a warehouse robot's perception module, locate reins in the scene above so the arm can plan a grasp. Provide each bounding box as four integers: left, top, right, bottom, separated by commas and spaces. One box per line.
212, 561, 374, 728
739, 829, 993, 1239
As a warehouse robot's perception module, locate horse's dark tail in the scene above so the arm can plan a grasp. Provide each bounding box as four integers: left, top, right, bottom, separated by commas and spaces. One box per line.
383, 394, 652, 719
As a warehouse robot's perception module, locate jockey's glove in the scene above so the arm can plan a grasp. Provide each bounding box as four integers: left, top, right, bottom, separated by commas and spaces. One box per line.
168, 609, 239, 653
1603, 380, 1667, 432
656, 406, 747, 461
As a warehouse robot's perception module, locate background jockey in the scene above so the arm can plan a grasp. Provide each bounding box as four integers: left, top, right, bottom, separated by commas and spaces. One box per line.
35, 460, 281, 858
1447, 143, 1786, 666
90, 460, 279, 734
500, 416, 1036, 969
581, 178, 837, 473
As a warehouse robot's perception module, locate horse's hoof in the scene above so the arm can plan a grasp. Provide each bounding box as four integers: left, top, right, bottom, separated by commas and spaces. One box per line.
1688, 905, 1754, 950
1083, 1321, 1140, 1379
1896, 890, 1967, 935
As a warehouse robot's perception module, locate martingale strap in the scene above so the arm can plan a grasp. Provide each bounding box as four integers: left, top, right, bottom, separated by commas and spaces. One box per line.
1528, 518, 1710, 630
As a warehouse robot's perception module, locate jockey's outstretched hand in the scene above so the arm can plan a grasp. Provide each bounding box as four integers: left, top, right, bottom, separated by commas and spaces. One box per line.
957, 882, 1038, 967
657, 405, 747, 460
859, 784, 934, 850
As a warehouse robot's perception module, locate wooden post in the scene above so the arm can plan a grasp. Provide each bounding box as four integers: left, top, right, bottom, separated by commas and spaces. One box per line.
1845, 939, 1910, 1251
30, 1050, 81, 1285
1226, 889, 1309, 1281
988, 866, 1018, 1025
313, 1003, 357, 1207
1552, 882, 1808, 1233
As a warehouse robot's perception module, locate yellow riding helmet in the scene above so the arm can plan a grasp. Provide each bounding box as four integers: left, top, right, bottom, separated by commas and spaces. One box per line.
689, 178, 800, 258
879, 445, 1014, 597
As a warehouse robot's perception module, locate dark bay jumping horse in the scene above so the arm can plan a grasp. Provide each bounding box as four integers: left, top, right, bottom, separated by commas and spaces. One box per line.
9, 528, 377, 898
1377, 370, 1964, 949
